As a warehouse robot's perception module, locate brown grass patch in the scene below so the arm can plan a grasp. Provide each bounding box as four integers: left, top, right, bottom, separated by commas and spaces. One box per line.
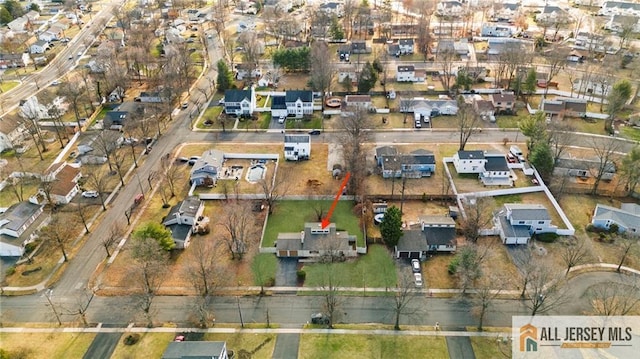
423, 254, 456, 289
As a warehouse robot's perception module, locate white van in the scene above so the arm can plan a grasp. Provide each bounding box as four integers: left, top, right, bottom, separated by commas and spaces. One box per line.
510, 145, 525, 162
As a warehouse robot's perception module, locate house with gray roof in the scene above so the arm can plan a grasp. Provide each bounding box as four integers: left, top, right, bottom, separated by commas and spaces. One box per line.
494, 204, 557, 245
395, 216, 457, 259
591, 203, 640, 236
396, 65, 426, 82
541, 97, 587, 119
398, 38, 414, 54
284, 134, 311, 161
276, 222, 357, 261
453, 150, 513, 186
190, 149, 224, 186
400, 98, 458, 117
554, 157, 616, 181
223, 88, 256, 117
0, 202, 44, 239
270, 95, 287, 118
375, 146, 436, 178
162, 196, 205, 249
599, 1, 640, 17
162, 341, 228, 359
285, 90, 313, 118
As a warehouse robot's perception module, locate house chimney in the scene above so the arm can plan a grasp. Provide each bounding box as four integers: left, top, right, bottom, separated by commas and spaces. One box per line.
300, 231, 304, 244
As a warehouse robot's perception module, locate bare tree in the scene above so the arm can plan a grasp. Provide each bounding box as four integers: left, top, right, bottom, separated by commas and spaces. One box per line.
587, 277, 640, 316
160, 156, 184, 198
42, 215, 73, 262
452, 243, 492, 294
320, 264, 342, 329
399, 97, 417, 124
472, 273, 508, 331
456, 96, 479, 151
524, 262, 569, 316
559, 236, 591, 275
18, 107, 47, 160
617, 17, 637, 49
58, 82, 88, 130
547, 122, 574, 164
112, 149, 127, 187
218, 200, 256, 260
101, 223, 124, 258
512, 246, 540, 298
541, 45, 569, 96
309, 41, 335, 116
83, 166, 109, 211
415, 0, 435, 62
438, 48, 457, 92
91, 130, 119, 173
185, 238, 225, 297
614, 234, 638, 272
129, 235, 169, 327
494, 42, 528, 89
259, 167, 292, 215
390, 272, 419, 330
339, 109, 372, 197
589, 137, 621, 195
74, 201, 91, 234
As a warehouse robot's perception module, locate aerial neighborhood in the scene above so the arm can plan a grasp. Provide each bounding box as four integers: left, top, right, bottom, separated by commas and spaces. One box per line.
1, 0, 640, 357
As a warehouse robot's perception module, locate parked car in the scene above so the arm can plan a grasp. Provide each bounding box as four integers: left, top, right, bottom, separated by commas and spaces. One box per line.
82, 190, 99, 198
308, 129, 321, 135
188, 156, 200, 165
311, 313, 329, 325
414, 273, 423, 287
411, 259, 421, 273
181, 102, 189, 109
415, 120, 422, 128
277, 115, 286, 124
51, 80, 60, 86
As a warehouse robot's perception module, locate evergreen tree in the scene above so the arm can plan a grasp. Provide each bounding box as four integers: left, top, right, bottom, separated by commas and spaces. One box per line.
357, 61, 378, 93
216, 60, 234, 91
605, 80, 632, 132
0, 7, 11, 25
329, 16, 344, 40
132, 222, 175, 251
529, 142, 554, 181
380, 206, 403, 248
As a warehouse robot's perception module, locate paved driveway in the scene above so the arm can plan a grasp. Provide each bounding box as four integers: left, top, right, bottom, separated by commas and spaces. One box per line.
271, 333, 300, 359
276, 258, 298, 286
82, 325, 123, 359
446, 336, 476, 359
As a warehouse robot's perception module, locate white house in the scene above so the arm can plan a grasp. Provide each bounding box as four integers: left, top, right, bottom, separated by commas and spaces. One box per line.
598, 1, 640, 17
162, 196, 206, 249
285, 90, 313, 118
0, 116, 25, 152
7, 16, 29, 32
396, 65, 426, 82
554, 157, 616, 181
436, 0, 465, 17
494, 204, 557, 245
29, 40, 50, 54
453, 150, 513, 186
480, 24, 514, 38
284, 134, 311, 161
344, 94, 372, 110
134, 91, 164, 103
489, 2, 521, 22
398, 39, 414, 54
235, 63, 262, 80
190, 149, 224, 186
400, 98, 459, 117
224, 88, 256, 117
591, 203, 640, 236
319, 2, 345, 17
605, 15, 640, 33
0, 202, 44, 238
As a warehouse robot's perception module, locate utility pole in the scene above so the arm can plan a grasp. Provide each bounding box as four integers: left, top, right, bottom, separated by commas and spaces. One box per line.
236, 296, 244, 328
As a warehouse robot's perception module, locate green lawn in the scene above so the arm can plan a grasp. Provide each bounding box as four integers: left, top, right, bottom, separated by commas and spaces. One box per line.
196, 105, 224, 129
620, 126, 640, 142
110, 333, 173, 359
495, 114, 523, 129
263, 200, 364, 247
0, 333, 96, 359
285, 116, 323, 130
299, 334, 448, 359
302, 245, 397, 288
252, 253, 277, 286
470, 337, 512, 359
203, 333, 276, 359
493, 194, 522, 207
1, 81, 19, 92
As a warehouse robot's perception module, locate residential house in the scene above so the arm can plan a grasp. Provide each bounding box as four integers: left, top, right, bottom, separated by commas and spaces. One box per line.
436, 0, 465, 17
536, 5, 569, 23
104, 111, 129, 130
398, 39, 414, 54
0, 53, 26, 69
480, 24, 514, 38
436, 39, 469, 56
344, 95, 372, 110
7, 16, 29, 32
490, 92, 516, 114
0, 115, 25, 152
284, 134, 311, 161
351, 41, 370, 54
487, 38, 529, 55
135, 91, 164, 103
162, 341, 229, 359
574, 0, 605, 6
38, 22, 67, 42
395, 216, 457, 259
396, 65, 426, 82
494, 204, 557, 245
598, 1, 640, 17
285, 90, 313, 118
338, 69, 358, 84
572, 32, 607, 52
190, 149, 224, 186
453, 150, 486, 173
554, 157, 616, 180
400, 98, 458, 117
605, 15, 640, 33
453, 150, 512, 186
276, 223, 357, 260
591, 203, 640, 236
224, 88, 256, 117
235, 63, 262, 80
29, 40, 50, 54
390, 23, 418, 37
24, 10, 40, 23
541, 97, 587, 119
41, 162, 82, 204
319, 2, 345, 17
489, 2, 521, 22
387, 43, 401, 57
270, 95, 287, 119
375, 146, 436, 178
0, 201, 44, 238
474, 99, 495, 121
108, 87, 125, 103
162, 196, 205, 249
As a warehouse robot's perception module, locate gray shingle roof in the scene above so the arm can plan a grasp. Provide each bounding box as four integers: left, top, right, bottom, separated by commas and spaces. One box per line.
484, 155, 509, 172
505, 204, 551, 221
457, 150, 485, 160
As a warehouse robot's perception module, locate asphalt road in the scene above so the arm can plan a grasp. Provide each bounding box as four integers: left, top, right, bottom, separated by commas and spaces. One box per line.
0, 0, 125, 114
